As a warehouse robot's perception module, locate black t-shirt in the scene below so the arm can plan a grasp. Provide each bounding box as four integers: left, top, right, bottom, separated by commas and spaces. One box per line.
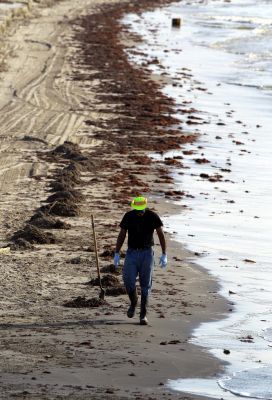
120, 208, 163, 249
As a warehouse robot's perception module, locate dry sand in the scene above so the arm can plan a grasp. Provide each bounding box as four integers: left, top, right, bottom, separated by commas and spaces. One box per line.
0, 0, 229, 398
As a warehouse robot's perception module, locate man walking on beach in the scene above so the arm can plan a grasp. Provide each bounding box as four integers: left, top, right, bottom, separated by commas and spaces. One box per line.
113, 196, 167, 325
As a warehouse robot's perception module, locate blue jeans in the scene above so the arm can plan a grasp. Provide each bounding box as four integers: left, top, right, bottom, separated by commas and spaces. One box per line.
123, 248, 154, 298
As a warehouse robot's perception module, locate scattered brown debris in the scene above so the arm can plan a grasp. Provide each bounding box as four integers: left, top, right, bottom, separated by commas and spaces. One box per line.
194, 158, 210, 164
239, 335, 254, 343
168, 339, 181, 344
200, 173, 223, 182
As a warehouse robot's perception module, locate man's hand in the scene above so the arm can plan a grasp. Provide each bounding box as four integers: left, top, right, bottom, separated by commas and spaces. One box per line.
159, 254, 167, 269
113, 252, 120, 268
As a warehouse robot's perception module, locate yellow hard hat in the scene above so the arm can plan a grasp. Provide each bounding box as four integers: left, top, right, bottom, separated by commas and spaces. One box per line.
131, 196, 147, 211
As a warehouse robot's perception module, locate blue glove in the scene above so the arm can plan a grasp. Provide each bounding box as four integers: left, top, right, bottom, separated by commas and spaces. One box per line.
159, 254, 167, 269
113, 252, 120, 268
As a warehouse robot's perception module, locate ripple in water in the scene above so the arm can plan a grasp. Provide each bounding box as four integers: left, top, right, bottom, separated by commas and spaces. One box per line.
263, 328, 272, 344
219, 367, 272, 399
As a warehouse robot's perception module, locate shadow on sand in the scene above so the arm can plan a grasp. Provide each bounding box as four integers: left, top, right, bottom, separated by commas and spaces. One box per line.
0, 318, 143, 331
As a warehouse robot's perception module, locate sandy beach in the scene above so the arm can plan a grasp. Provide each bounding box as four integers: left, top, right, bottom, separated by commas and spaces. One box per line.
0, 0, 229, 398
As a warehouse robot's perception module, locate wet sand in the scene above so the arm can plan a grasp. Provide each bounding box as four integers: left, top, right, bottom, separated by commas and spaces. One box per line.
0, 0, 228, 398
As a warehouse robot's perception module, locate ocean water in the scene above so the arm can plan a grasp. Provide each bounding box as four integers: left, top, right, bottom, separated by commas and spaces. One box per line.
123, 0, 272, 399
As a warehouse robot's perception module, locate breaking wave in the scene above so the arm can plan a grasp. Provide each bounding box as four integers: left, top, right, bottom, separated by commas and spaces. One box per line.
219, 367, 272, 399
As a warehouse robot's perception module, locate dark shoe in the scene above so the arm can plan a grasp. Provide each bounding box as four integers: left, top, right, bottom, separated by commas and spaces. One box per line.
127, 289, 138, 318
140, 295, 149, 325
127, 305, 136, 318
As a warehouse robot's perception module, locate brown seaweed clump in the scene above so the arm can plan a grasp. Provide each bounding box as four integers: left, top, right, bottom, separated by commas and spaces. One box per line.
88, 274, 120, 287
48, 142, 95, 172
49, 181, 74, 193
100, 249, 115, 259
54, 163, 82, 186
10, 238, 34, 251
105, 287, 127, 296
87, 274, 126, 297
29, 211, 71, 229
63, 296, 107, 308
40, 162, 83, 217
12, 224, 56, 245
40, 200, 80, 217
51, 141, 82, 159
100, 264, 117, 274
45, 189, 83, 204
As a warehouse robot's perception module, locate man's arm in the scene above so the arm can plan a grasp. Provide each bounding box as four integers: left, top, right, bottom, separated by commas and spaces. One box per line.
115, 228, 127, 253
156, 226, 166, 254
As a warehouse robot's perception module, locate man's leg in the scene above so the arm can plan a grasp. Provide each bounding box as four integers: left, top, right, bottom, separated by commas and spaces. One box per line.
138, 248, 154, 325
123, 249, 138, 318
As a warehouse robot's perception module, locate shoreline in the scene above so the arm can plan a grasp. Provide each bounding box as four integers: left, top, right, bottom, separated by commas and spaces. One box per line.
127, 3, 272, 399
0, 0, 229, 398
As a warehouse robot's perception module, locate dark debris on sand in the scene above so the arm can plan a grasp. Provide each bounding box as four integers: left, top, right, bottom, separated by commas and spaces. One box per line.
63, 296, 108, 308
88, 274, 121, 288
105, 286, 127, 296
11, 224, 56, 245
86, 274, 127, 297
45, 189, 84, 204
10, 142, 91, 249
100, 264, 118, 274
29, 211, 71, 230
10, 238, 34, 251
40, 200, 81, 217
